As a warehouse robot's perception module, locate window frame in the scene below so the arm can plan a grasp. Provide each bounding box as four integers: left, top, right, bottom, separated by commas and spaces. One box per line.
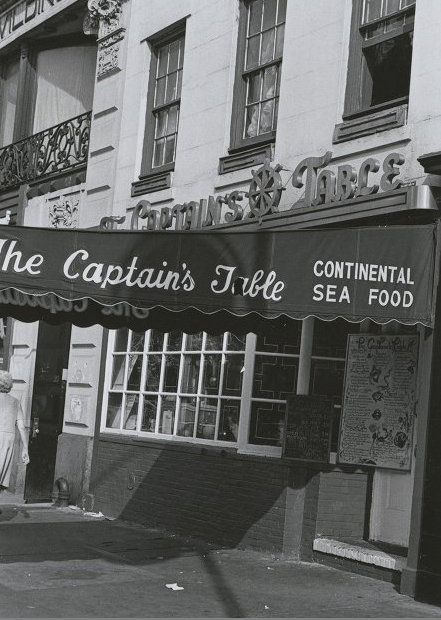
229, 0, 285, 154
343, 0, 416, 120
140, 20, 186, 180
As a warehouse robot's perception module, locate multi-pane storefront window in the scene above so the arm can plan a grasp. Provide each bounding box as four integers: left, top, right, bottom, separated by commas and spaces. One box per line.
106, 330, 246, 443
102, 320, 360, 455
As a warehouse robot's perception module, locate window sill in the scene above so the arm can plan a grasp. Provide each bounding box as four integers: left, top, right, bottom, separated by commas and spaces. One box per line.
131, 169, 173, 196
218, 141, 274, 175
333, 104, 408, 144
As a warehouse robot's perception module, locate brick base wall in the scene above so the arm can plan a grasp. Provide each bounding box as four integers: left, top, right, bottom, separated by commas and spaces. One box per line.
90, 436, 371, 553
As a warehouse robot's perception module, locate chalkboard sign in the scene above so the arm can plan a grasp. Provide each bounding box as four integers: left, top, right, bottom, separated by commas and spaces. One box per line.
338, 334, 418, 470
282, 395, 333, 462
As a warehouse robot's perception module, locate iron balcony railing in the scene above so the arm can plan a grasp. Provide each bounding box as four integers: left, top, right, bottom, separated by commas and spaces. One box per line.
0, 111, 92, 192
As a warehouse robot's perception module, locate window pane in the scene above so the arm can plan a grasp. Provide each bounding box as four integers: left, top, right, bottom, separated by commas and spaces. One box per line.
197, 398, 217, 439
249, 401, 285, 445
222, 355, 244, 397
260, 28, 275, 64
177, 397, 196, 436
227, 333, 246, 351
153, 138, 165, 167
167, 105, 179, 134
141, 395, 157, 432
253, 355, 297, 399
263, 65, 277, 98
259, 98, 275, 133
203, 354, 222, 395
277, 0, 287, 24
167, 331, 183, 351
145, 354, 162, 391
159, 396, 176, 434
245, 104, 259, 137
263, 0, 277, 29
114, 328, 129, 352
363, 0, 382, 23
178, 38, 185, 69
111, 355, 126, 389
107, 393, 122, 429
181, 355, 200, 393
164, 135, 176, 164
176, 69, 183, 98
246, 34, 260, 70
310, 360, 345, 402
249, 0, 263, 35
168, 39, 180, 73
155, 109, 167, 138
150, 330, 164, 351
205, 334, 224, 350
157, 46, 169, 77
218, 400, 240, 441
275, 23, 285, 57
186, 333, 203, 350
247, 72, 261, 104
385, 0, 401, 15
123, 394, 139, 430
155, 76, 166, 106
256, 325, 301, 354
164, 354, 180, 391
127, 355, 142, 390
166, 71, 178, 103
130, 332, 145, 353
312, 318, 357, 358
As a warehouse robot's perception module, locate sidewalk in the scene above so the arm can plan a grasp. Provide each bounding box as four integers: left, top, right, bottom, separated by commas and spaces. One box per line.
0, 503, 439, 618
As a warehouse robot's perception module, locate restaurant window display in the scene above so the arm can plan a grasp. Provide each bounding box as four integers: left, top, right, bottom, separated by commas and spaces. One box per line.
102, 319, 361, 458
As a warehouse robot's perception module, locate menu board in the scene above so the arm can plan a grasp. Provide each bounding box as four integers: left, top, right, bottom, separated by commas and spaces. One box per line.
338, 334, 419, 470
283, 395, 332, 462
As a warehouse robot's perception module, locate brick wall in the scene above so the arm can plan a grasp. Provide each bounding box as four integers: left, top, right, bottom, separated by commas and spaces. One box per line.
90, 436, 308, 553
315, 469, 370, 540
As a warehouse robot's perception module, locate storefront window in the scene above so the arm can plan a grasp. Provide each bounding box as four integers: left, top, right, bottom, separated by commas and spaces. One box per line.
103, 319, 359, 457
105, 330, 245, 442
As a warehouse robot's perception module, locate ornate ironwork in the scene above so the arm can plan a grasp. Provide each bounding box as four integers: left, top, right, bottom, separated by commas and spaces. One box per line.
0, 112, 91, 192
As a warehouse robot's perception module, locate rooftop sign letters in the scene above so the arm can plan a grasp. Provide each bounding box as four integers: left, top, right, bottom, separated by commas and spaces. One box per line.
131, 152, 405, 232
0, 0, 64, 44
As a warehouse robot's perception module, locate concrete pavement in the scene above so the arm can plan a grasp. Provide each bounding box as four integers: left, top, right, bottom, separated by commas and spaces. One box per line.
0, 504, 439, 618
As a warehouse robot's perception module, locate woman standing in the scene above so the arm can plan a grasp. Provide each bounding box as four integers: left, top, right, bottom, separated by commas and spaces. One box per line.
0, 371, 29, 489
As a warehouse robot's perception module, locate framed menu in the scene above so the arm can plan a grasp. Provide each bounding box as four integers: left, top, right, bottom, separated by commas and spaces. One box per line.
282, 395, 333, 462
338, 334, 419, 470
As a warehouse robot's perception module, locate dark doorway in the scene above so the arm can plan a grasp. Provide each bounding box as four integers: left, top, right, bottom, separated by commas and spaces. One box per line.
24, 322, 71, 503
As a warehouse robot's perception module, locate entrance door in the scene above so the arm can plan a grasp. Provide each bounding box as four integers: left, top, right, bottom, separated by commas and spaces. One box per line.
24, 323, 71, 503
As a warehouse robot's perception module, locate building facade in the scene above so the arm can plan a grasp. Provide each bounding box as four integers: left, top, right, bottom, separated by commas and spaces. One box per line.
1, 0, 441, 604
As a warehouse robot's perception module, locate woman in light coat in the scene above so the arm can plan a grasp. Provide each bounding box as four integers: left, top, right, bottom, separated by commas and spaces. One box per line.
0, 371, 29, 489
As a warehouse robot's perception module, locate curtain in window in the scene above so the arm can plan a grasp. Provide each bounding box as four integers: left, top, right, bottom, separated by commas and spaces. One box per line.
0, 59, 19, 147
33, 45, 96, 134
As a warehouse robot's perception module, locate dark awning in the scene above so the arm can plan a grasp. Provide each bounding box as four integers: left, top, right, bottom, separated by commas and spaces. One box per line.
0, 223, 437, 332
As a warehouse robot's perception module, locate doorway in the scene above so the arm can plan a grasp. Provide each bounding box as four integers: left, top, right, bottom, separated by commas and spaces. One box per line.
24, 322, 71, 503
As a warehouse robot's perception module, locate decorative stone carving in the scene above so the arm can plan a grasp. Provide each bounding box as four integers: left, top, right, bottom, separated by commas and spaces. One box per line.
49, 196, 79, 229
87, 0, 122, 25
97, 28, 126, 78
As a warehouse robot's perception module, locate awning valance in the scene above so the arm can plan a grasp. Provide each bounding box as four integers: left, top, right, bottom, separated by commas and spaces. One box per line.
0, 223, 437, 332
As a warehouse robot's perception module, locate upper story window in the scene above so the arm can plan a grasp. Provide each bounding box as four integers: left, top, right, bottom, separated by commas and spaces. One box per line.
230, 0, 286, 152
140, 24, 185, 179
343, 0, 416, 118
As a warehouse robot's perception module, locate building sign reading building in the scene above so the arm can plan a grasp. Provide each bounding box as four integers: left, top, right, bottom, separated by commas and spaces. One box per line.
0, 0, 66, 44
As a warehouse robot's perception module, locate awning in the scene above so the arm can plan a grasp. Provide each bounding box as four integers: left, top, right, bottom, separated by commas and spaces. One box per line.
0, 223, 437, 332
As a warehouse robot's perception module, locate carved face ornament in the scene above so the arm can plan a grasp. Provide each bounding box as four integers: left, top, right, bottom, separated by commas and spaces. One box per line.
87, 0, 121, 20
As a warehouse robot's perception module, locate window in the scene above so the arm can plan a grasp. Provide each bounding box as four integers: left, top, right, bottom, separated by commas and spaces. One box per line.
344, 0, 415, 117
140, 25, 185, 181
0, 57, 19, 148
102, 319, 363, 461
105, 330, 246, 443
230, 0, 286, 152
